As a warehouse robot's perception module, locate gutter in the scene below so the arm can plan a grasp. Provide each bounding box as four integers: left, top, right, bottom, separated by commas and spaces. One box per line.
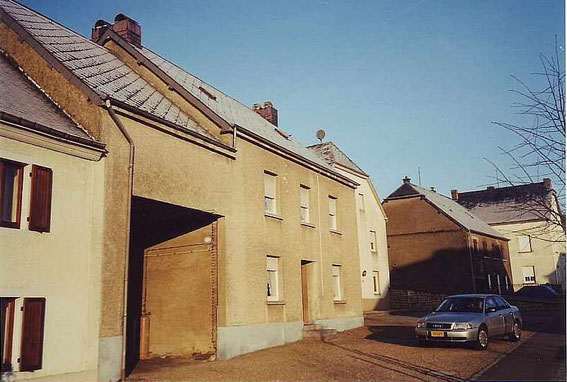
104, 99, 134, 381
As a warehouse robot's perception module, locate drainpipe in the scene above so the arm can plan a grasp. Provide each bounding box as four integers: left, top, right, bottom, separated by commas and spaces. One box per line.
105, 99, 135, 381
467, 230, 477, 293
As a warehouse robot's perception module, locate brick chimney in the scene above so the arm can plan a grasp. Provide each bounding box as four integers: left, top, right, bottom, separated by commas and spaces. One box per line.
451, 189, 458, 200
402, 176, 411, 185
91, 19, 111, 42
91, 14, 142, 48
543, 178, 552, 189
253, 101, 278, 126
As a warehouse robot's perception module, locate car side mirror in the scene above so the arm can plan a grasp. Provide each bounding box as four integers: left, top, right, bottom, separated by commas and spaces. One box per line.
486, 307, 497, 314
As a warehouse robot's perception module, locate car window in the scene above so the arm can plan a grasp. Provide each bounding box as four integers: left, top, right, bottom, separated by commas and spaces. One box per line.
495, 296, 510, 309
485, 297, 498, 311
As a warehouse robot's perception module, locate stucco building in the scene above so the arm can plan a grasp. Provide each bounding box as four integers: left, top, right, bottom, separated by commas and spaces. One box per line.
0, 1, 364, 380
383, 177, 512, 296
308, 142, 390, 311
0, 53, 106, 381
454, 180, 566, 291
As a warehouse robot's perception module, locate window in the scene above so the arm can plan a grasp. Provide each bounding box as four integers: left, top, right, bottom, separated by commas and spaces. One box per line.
358, 193, 364, 211
0, 159, 24, 229
328, 196, 337, 230
369, 230, 377, 252
29, 165, 53, 233
1, 298, 16, 372
482, 241, 488, 255
264, 172, 276, 214
300, 185, 310, 223
495, 296, 510, 309
485, 296, 498, 311
487, 273, 492, 290
518, 235, 532, 253
20, 298, 46, 372
522, 266, 536, 284
332, 264, 342, 301
492, 244, 498, 258
266, 256, 279, 301
472, 239, 478, 254
372, 271, 380, 295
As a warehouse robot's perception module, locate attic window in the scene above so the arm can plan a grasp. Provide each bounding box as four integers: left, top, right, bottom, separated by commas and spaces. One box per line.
275, 128, 291, 140
198, 86, 216, 101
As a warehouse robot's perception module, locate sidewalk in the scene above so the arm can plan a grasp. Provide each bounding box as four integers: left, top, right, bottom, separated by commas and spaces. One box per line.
475, 311, 566, 381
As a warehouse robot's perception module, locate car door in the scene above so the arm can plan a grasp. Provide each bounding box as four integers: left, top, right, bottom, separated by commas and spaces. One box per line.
496, 296, 514, 334
485, 296, 505, 336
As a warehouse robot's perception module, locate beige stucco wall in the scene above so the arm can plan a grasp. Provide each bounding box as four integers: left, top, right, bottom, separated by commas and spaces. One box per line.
0, 129, 105, 380
333, 166, 390, 311
492, 221, 566, 290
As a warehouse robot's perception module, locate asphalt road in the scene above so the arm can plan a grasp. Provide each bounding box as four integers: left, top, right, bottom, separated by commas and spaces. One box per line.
128, 310, 565, 381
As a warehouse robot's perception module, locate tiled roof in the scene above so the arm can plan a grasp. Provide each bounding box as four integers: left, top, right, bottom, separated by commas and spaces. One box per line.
456, 183, 554, 224
0, 54, 103, 148
0, 0, 212, 139
385, 182, 507, 240
307, 142, 368, 176
135, 46, 338, 173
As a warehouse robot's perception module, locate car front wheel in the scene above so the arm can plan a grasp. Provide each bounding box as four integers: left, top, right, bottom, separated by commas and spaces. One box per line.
508, 321, 521, 342
475, 326, 489, 350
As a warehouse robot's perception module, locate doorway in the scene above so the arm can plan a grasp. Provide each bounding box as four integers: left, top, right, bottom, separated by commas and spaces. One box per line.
300, 260, 313, 324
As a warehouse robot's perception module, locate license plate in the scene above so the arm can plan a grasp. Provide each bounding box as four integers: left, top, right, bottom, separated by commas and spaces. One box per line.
430, 330, 445, 337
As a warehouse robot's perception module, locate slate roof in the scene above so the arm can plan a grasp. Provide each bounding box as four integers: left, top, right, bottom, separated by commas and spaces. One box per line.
134, 46, 338, 173
0, 0, 211, 139
385, 182, 507, 240
0, 54, 104, 148
455, 183, 554, 225
307, 142, 368, 176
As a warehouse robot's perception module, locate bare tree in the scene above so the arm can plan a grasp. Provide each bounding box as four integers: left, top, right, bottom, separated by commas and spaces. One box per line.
487, 41, 565, 237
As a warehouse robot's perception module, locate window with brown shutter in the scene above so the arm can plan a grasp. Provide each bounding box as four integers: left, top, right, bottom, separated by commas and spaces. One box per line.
0, 159, 25, 229
29, 165, 52, 233
1, 297, 16, 372
20, 298, 46, 372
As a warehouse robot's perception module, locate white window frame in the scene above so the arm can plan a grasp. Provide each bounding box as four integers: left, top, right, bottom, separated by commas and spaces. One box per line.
300, 185, 310, 223
369, 230, 377, 252
488, 273, 492, 290
518, 235, 532, 253
264, 172, 277, 214
329, 196, 337, 231
332, 264, 342, 301
372, 270, 380, 295
522, 266, 536, 284
267, 256, 280, 301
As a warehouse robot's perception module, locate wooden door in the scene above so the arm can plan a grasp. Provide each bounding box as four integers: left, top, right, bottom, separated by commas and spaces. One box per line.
301, 262, 309, 323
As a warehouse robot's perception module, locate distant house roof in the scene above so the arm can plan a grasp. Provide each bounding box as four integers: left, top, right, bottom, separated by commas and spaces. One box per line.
307, 142, 368, 176
0, 0, 212, 140
455, 182, 556, 225
0, 54, 104, 149
384, 182, 507, 240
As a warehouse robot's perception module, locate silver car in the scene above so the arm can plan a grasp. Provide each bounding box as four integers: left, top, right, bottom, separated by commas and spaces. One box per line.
415, 294, 522, 350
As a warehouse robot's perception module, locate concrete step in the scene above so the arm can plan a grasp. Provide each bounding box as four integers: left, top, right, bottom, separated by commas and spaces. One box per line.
303, 323, 323, 331
303, 326, 337, 341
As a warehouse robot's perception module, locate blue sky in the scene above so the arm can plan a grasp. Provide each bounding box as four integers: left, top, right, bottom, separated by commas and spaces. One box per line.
20, 0, 565, 198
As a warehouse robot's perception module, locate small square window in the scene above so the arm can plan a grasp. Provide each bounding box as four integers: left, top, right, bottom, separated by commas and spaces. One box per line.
332, 264, 342, 301
328, 196, 337, 230
264, 172, 277, 214
372, 271, 380, 295
370, 231, 377, 252
522, 266, 536, 284
267, 256, 280, 301
518, 235, 532, 253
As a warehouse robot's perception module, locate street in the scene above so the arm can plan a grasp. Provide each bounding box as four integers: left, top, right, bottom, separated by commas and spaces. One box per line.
128, 310, 566, 381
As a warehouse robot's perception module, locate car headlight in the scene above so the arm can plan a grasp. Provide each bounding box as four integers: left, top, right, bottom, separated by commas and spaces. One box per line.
453, 323, 474, 330
416, 321, 427, 328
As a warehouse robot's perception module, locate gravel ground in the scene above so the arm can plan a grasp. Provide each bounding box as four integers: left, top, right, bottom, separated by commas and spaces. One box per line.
128, 311, 556, 382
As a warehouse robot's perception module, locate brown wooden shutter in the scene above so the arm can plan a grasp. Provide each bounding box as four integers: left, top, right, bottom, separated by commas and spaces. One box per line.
29, 165, 52, 232
20, 298, 46, 372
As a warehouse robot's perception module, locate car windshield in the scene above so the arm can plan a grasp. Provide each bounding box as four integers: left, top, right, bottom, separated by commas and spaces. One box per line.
436, 297, 484, 313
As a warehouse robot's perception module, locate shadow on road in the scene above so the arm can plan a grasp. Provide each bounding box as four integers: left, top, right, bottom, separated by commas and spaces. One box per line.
366, 325, 476, 350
